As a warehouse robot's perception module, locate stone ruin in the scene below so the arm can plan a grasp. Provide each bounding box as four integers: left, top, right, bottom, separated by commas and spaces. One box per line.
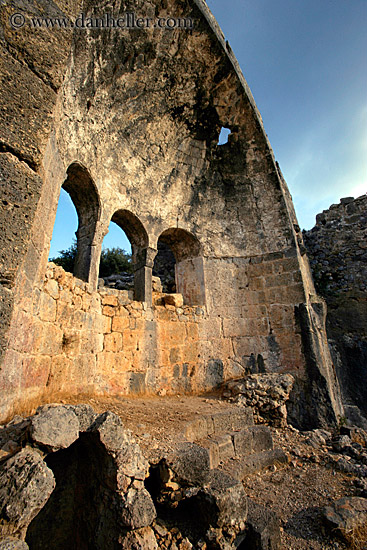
1, 0, 366, 547
304, 195, 367, 429
0, 0, 344, 430
0, 401, 287, 549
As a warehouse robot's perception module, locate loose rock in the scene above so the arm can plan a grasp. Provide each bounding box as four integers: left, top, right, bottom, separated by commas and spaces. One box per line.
0, 449, 55, 539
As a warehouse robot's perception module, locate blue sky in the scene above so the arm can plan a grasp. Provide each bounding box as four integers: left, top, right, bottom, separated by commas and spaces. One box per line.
49, 0, 366, 258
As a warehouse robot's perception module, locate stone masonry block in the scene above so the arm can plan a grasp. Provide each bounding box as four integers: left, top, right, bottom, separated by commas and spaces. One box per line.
101, 295, 118, 307
112, 316, 130, 332
104, 332, 123, 352
212, 410, 254, 433
44, 279, 59, 300
38, 292, 57, 323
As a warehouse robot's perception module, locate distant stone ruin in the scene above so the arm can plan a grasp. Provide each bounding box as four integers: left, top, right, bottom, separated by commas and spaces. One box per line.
304, 195, 367, 429
0, 0, 343, 430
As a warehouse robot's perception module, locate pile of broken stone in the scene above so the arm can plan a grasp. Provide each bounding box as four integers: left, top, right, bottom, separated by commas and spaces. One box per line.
1, 397, 367, 549
221, 373, 295, 427
0, 403, 277, 549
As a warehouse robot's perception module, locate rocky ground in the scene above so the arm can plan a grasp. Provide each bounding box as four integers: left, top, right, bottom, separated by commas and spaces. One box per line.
1, 393, 367, 549
64, 394, 367, 550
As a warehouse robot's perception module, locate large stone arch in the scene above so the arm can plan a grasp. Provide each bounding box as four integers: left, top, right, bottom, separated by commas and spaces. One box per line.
109, 209, 153, 303
62, 163, 101, 284
156, 228, 205, 306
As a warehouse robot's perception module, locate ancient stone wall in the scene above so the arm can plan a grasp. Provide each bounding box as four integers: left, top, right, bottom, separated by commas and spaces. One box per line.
304, 195, 367, 428
0, 0, 343, 428
0, 0, 83, 356
2, 258, 307, 417
304, 195, 367, 295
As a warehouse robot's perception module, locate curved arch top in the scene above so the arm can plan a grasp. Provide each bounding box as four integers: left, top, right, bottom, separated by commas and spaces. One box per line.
158, 228, 202, 262
111, 209, 149, 250
62, 162, 101, 228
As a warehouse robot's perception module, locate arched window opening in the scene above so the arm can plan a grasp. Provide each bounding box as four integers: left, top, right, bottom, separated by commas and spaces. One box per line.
49, 188, 78, 271
101, 210, 150, 302
50, 163, 100, 282
99, 221, 133, 291
154, 228, 205, 306
153, 240, 176, 293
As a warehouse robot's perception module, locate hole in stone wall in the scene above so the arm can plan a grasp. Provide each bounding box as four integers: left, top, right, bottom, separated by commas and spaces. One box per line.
99, 221, 133, 291
100, 209, 149, 300
217, 127, 231, 145
25, 433, 119, 550
49, 188, 78, 272
154, 228, 204, 305
153, 240, 177, 293
49, 163, 101, 282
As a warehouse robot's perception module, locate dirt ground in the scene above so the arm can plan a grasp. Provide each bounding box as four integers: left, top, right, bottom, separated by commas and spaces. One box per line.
64, 394, 360, 550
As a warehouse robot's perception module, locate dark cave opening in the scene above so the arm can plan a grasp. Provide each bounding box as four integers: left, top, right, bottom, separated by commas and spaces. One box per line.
25, 433, 120, 550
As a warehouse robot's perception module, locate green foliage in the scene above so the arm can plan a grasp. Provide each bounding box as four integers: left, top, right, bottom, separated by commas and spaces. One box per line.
50, 242, 77, 274
99, 247, 132, 277
50, 242, 132, 277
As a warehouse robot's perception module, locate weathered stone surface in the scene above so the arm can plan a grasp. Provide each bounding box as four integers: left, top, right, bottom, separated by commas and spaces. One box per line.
0, 418, 30, 455
232, 426, 273, 457
31, 405, 79, 451
0, 0, 343, 434
0, 538, 29, 550
90, 411, 149, 482
223, 374, 294, 426
184, 408, 254, 442
340, 426, 367, 448
304, 195, 367, 428
120, 487, 157, 530
200, 470, 248, 528
323, 497, 367, 543
243, 499, 282, 550
64, 403, 97, 432
304, 195, 367, 295
166, 443, 211, 487
119, 526, 158, 550
304, 429, 329, 449
163, 294, 184, 308
0, 449, 55, 539
25, 407, 155, 548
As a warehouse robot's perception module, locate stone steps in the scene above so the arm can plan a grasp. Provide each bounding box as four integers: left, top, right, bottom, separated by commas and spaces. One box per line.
181, 408, 287, 479
221, 448, 288, 479
183, 408, 254, 442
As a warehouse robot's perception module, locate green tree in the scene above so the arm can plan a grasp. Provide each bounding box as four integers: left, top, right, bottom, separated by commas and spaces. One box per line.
99, 247, 132, 277
50, 242, 132, 277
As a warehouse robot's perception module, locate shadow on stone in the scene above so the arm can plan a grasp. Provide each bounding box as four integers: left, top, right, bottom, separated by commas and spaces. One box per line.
26, 432, 120, 550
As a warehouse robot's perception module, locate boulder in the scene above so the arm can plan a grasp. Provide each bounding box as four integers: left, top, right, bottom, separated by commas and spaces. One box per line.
31, 405, 79, 451
0, 538, 29, 550
120, 527, 158, 550
120, 487, 157, 530
242, 499, 281, 550
90, 411, 149, 482
0, 449, 55, 539
89, 412, 156, 530
64, 404, 97, 432
199, 470, 248, 528
323, 497, 367, 544
165, 443, 211, 487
